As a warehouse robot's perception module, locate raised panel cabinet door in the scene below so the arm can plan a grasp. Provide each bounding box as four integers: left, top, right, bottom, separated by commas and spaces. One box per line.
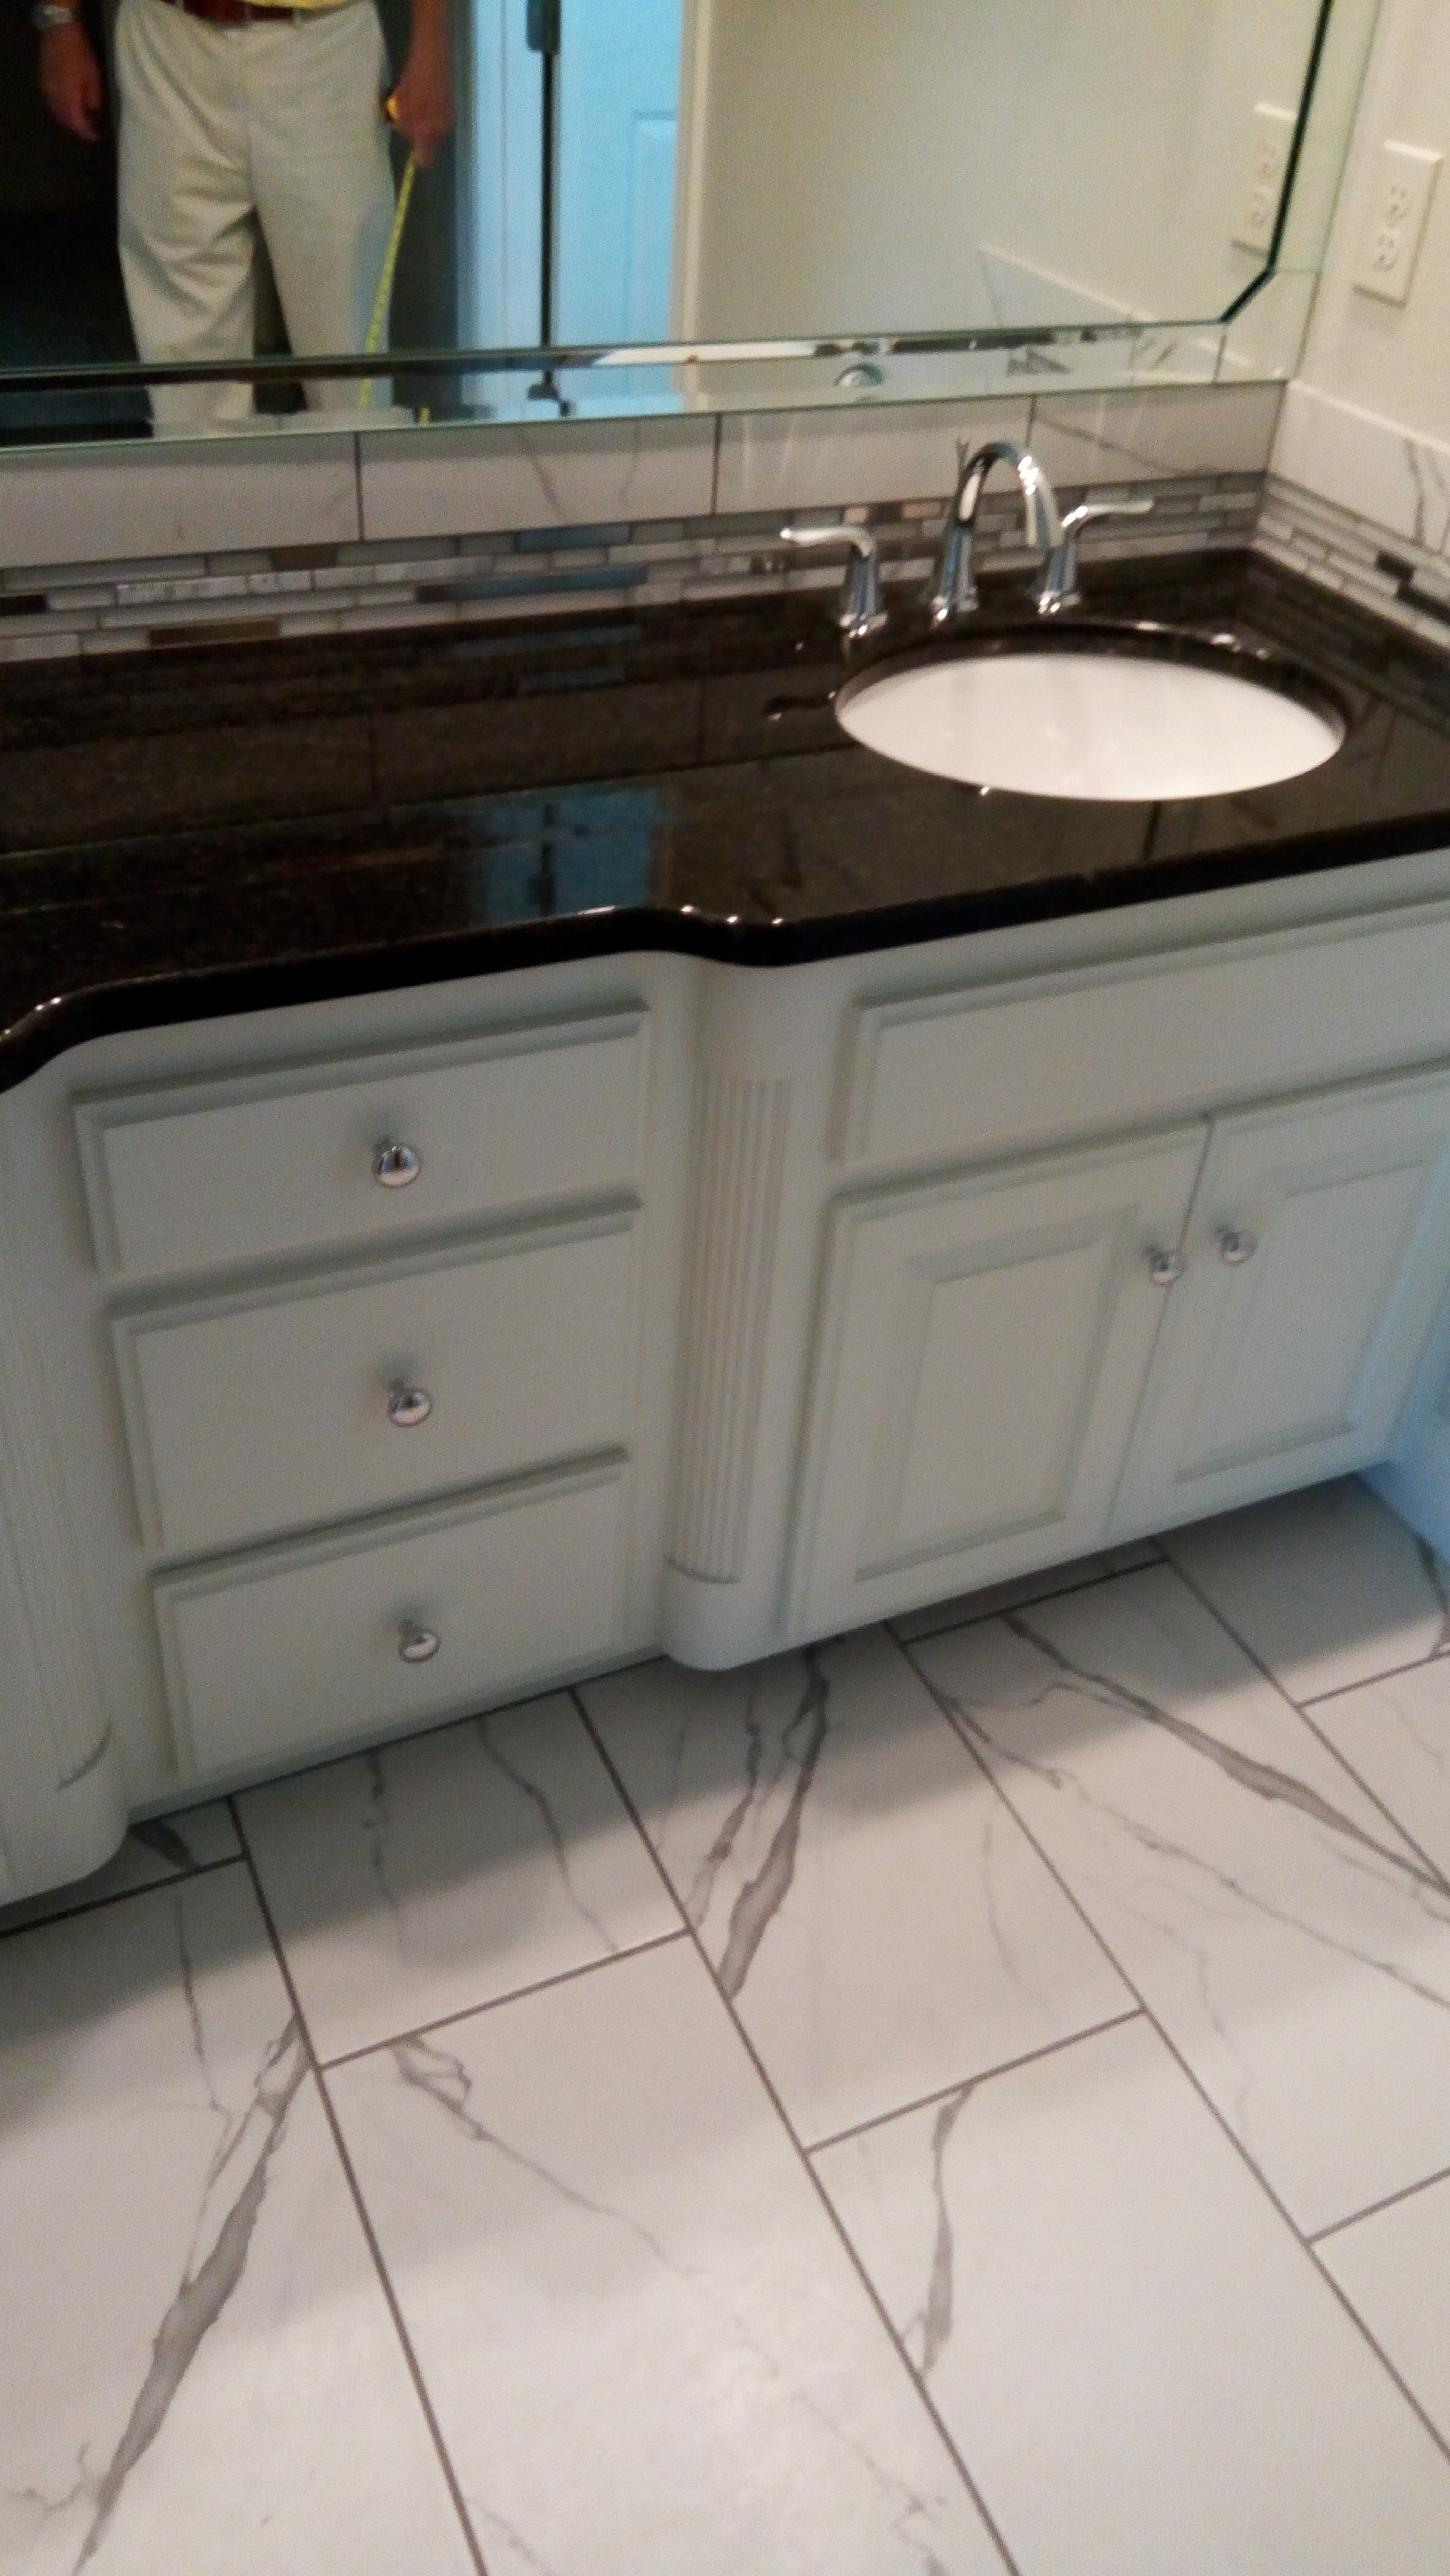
788, 1126, 1207, 1637
1112, 1065, 1450, 1538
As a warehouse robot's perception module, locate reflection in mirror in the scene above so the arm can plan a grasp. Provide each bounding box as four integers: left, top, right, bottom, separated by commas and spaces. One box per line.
1, 0, 1346, 439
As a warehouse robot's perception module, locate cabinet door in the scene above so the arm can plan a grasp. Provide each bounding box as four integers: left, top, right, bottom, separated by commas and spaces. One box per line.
788, 1128, 1206, 1636
1113, 1066, 1450, 1537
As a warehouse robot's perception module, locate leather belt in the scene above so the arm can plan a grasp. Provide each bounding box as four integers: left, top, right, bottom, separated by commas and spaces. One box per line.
156, 0, 356, 27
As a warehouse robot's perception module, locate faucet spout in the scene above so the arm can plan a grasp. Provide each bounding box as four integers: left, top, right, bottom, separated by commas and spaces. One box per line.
926, 440, 1065, 628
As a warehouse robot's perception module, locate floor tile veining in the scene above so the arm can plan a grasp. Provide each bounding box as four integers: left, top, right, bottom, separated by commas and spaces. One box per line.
7, 1477, 1450, 2570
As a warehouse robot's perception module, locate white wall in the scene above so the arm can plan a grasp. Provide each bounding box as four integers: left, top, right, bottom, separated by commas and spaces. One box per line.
1273, 0, 1450, 555
675, 0, 1324, 341
1296, 0, 1450, 436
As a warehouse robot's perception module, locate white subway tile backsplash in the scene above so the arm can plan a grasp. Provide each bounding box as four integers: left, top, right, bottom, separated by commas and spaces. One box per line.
0, 437, 359, 575
1029, 383, 1283, 490
358, 416, 715, 543
1273, 384, 1450, 561
715, 398, 1031, 515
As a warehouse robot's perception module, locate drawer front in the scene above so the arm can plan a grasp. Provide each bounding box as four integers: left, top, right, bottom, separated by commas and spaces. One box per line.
116, 1211, 637, 1557
77, 1006, 648, 1279
154, 1462, 629, 1777
840, 905, 1450, 1172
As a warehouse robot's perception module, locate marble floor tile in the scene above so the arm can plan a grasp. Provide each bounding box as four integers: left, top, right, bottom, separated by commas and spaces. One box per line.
580, 1628, 1130, 2146
0, 1868, 476, 2576
892, 1541, 1160, 1644
1162, 1478, 1450, 1700
814, 2016, 1450, 2576
911, 1563, 1450, 2234
1318, 2172, 1450, 2446
0, 1802, 240, 1941
328, 1938, 1007, 2576
1304, 1658, 1450, 1883
238, 1694, 680, 2064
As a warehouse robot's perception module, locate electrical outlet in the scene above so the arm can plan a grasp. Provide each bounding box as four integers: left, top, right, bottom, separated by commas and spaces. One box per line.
1231, 103, 1296, 255
1354, 140, 1442, 305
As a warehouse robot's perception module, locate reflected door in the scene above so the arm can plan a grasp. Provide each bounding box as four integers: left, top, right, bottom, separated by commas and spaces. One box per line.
558, 0, 681, 343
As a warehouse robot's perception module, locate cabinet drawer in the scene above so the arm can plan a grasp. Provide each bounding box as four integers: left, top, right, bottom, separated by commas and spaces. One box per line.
115, 1210, 637, 1557
840, 907, 1450, 1170
77, 1006, 648, 1279
154, 1462, 629, 1777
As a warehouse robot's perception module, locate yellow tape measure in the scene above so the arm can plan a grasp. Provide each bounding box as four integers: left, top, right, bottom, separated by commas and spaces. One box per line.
361, 93, 416, 408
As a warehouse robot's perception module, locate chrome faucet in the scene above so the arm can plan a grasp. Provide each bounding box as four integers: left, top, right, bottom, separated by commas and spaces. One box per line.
928, 441, 1062, 625
928, 438, 1153, 622
779, 521, 888, 645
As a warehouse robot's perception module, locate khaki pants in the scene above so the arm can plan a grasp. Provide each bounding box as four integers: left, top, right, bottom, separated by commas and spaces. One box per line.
115, 0, 395, 425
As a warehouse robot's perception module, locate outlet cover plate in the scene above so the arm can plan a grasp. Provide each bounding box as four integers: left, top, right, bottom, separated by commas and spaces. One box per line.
1354, 140, 1442, 305
1232, 103, 1296, 255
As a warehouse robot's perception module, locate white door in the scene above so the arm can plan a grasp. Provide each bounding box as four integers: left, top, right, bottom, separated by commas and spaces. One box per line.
1113, 1065, 1450, 1538
788, 1126, 1206, 1638
558, 0, 682, 343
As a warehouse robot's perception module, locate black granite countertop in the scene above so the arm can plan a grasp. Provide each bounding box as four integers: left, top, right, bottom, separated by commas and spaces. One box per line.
2, 550, 1449, 1089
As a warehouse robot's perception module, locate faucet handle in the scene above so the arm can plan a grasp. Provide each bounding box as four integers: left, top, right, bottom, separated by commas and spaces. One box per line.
1061, 497, 1155, 535
780, 523, 889, 644
1039, 495, 1154, 615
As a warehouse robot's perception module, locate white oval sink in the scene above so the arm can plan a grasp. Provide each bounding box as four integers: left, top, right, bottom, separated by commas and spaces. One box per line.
836, 646, 1344, 802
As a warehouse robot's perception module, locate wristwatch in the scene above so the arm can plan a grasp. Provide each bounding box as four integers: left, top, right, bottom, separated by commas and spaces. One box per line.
32, 4, 81, 28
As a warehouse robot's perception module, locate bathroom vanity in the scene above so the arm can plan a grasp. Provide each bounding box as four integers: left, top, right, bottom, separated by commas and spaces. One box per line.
5, 550, 1450, 1900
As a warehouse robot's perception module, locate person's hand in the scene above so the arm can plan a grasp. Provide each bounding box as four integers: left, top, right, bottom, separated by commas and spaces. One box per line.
39, 17, 104, 141
389, 20, 453, 168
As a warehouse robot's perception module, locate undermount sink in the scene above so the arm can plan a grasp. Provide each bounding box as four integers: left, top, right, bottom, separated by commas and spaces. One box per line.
835, 637, 1346, 803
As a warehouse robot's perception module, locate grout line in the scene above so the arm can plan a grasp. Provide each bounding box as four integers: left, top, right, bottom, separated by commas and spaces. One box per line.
318, 1925, 691, 2071
1300, 1644, 1450, 1710
803, 2006, 1145, 2157
230, 1796, 492, 2576
891, 1627, 1450, 2482
569, 1688, 1026, 2576
1312, 2154, 1450, 2246
890, 1546, 1166, 1649
0, 1848, 244, 1948
1160, 1552, 1450, 1899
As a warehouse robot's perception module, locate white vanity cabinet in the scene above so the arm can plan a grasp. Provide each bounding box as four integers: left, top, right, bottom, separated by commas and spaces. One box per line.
12, 850, 1450, 1902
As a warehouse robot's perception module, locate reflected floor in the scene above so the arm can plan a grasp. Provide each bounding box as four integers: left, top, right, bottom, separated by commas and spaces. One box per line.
6, 1476, 1450, 2571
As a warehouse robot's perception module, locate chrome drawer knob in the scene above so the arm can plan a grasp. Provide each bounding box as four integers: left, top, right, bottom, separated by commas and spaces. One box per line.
373, 1141, 421, 1189
398, 1620, 440, 1664
1218, 1229, 1259, 1266
387, 1383, 434, 1428
1146, 1248, 1186, 1287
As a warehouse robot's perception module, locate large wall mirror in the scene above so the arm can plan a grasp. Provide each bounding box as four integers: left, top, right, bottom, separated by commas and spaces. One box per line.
0, 0, 1375, 441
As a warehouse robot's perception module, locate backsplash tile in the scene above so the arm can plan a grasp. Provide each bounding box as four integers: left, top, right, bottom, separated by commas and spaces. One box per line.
1030, 383, 1284, 490
1258, 471, 1450, 659
356, 415, 716, 543
714, 398, 1032, 514
1273, 382, 1450, 561
0, 435, 360, 575
0, 468, 1265, 668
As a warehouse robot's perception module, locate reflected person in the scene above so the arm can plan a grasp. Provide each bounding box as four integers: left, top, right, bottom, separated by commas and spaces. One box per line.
35, 0, 451, 424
